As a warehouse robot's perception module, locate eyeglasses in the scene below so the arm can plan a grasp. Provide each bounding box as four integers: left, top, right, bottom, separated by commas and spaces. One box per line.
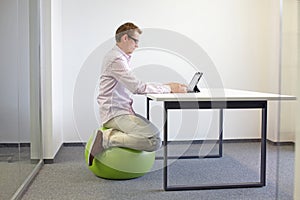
127, 35, 139, 44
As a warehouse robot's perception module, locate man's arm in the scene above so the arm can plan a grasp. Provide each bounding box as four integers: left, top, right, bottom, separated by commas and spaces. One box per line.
110, 59, 186, 94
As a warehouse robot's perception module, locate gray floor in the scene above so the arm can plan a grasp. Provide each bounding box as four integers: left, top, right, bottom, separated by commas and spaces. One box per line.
0, 146, 36, 200
21, 142, 294, 200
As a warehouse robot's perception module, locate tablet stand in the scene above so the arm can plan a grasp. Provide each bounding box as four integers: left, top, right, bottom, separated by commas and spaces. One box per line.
193, 85, 200, 93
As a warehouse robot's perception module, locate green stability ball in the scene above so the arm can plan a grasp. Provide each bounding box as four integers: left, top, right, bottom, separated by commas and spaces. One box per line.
85, 129, 156, 180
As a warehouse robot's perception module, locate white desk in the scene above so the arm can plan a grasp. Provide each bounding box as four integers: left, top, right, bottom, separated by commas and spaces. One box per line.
147, 89, 296, 102
146, 89, 296, 191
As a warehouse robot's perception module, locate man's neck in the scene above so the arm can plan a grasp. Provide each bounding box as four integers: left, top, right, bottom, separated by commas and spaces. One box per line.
116, 43, 129, 56
115, 44, 131, 60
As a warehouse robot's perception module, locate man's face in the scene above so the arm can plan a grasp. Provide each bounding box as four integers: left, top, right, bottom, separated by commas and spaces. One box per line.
124, 31, 139, 54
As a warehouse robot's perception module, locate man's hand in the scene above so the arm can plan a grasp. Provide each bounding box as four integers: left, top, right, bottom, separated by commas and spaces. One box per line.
165, 83, 187, 93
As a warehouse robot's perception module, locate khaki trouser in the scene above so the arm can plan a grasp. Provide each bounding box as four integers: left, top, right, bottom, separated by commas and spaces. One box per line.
102, 114, 161, 151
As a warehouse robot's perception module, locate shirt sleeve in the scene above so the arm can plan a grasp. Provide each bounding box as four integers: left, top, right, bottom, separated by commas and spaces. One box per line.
109, 58, 171, 94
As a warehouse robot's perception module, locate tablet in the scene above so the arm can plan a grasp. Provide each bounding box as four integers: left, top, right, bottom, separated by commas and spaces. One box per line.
187, 72, 203, 93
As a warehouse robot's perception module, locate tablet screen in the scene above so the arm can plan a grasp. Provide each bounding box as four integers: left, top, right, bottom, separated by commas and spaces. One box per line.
187, 72, 203, 92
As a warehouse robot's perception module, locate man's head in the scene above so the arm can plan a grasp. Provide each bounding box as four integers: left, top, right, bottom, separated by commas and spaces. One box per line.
115, 22, 142, 55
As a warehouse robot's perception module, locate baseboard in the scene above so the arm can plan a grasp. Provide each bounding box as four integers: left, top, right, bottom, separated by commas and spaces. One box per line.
62, 138, 294, 147
43, 139, 294, 164
62, 140, 260, 147
164, 139, 262, 145
62, 139, 262, 147
267, 140, 295, 146
43, 143, 64, 164
63, 142, 86, 147
43, 159, 54, 164
0, 143, 31, 148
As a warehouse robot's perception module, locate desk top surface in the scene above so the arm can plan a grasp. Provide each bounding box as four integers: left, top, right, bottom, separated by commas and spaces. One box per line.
146, 89, 297, 101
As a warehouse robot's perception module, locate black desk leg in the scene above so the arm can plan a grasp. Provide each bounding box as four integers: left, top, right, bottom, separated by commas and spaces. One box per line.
219, 109, 223, 157
163, 102, 168, 190
260, 101, 267, 186
146, 97, 150, 120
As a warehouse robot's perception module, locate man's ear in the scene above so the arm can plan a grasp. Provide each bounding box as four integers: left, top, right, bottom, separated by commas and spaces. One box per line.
121, 34, 128, 42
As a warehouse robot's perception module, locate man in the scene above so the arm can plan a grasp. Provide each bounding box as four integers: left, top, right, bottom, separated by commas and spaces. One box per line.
88, 22, 187, 166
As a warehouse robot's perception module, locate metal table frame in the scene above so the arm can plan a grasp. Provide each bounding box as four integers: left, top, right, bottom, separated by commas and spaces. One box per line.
147, 98, 267, 191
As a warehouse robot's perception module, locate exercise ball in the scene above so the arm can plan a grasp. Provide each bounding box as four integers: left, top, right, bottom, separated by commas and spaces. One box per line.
85, 128, 156, 179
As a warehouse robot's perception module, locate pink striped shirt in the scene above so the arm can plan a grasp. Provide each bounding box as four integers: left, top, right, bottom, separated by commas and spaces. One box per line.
97, 45, 171, 124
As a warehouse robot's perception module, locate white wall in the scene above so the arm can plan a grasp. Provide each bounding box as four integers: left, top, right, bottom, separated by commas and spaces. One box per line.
267, 0, 298, 142
278, 0, 298, 142
0, 0, 30, 143
56, 0, 295, 143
